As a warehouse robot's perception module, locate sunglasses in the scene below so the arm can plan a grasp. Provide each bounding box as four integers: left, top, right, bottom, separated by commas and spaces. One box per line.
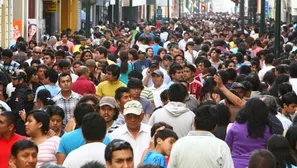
109, 140, 131, 151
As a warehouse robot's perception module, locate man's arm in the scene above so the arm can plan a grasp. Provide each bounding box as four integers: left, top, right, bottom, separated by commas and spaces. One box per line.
56, 153, 67, 165
142, 69, 150, 87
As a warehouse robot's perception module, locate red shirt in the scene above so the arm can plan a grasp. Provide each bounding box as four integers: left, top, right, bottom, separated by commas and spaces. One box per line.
0, 133, 26, 167
189, 79, 203, 100
71, 76, 96, 95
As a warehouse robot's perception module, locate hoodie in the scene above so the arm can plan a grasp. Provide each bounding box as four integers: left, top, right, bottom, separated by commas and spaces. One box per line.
148, 102, 195, 138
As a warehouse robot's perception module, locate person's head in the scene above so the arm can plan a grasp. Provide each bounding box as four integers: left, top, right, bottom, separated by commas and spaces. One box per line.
36, 64, 48, 81
76, 66, 90, 79
115, 87, 131, 109
248, 149, 276, 168
55, 50, 66, 63
215, 104, 231, 126
168, 83, 187, 102
77, 94, 99, 108
182, 64, 196, 82
74, 103, 95, 127
25, 110, 50, 136
231, 82, 246, 99
127, 78, 144, 99
168, 64, 183, 81
267, 134, 297, 168
154, 128, 178, 155
60, 32, 68, 43
46, 105, 65, 133
28, 24, 37, 37
82, 113, 106, 142
25, 67, 38, 84
94, 46, 108, 61
45, 68, 58, 84
80, 50, 93, 63
151, 69, 164, 88
58, 60, 71, 74
11, 71, 27, 87
124, 100, 144, 130
236, 98, 269, 139
81, 161, 106, 168
160, 89, 169, 105
43, 52, 55, 67
36, 89, 55, 107
146, 47, 153, 57
105, 64, 121, 81
2, 49, 13, 64
289, 62, 297, 78
0, 111, 17, 135
128, 48, 138, 61
128, 70, 143, 81
98, 96, 118, 123
58, 73, 72, 92
278, 82, 293, 96
245, 73, 261, 91
210, 48, 221, 60
32, 47, 42, 60
194, 105, 218, 131
197, 58, 211, 74
281, 92, 297, 115
10, 140, 38, 168
105, 139, 134, 168
264, 54, 274, 65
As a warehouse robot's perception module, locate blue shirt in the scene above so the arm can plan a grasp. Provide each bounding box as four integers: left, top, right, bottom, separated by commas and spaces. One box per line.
58, 128, 110, 155
143, 151, 167, 168
134, 60, 149, 73
116, 62, 133, 85
152, 44, 162, 56
34, 84, 61, 102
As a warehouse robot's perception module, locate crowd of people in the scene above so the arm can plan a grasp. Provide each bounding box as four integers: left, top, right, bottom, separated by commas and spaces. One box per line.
1, 14, 297, 168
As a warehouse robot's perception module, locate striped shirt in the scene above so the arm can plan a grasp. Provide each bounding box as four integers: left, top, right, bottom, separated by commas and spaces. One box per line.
141, 87, 154, 101
36, 136, 60, 168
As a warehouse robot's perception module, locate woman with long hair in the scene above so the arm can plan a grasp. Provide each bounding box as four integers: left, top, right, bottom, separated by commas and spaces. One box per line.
267, 134, 297, 168
35, 89, 55, 110
116, 50, 133, 85
25, 110, 60, 167
80, 49, 93, 63
25, 67, 40, 94
225, 98, 272, 168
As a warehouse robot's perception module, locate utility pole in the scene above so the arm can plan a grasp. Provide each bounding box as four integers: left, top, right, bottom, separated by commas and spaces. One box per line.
274, 0, 281, 57
179, 0, 181, 18
86, 0, 91, 38
240, 0, 244, 33
197, 0, 200, 19
260, 0, 265, 35
168, 0, 170, 21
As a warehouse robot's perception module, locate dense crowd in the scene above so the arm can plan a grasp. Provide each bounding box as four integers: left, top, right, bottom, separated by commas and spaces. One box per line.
1, 14, 297, 168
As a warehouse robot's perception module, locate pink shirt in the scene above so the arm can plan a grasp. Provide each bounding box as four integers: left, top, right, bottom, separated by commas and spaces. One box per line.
57, 41, 74, 53
37, 136, 60, 168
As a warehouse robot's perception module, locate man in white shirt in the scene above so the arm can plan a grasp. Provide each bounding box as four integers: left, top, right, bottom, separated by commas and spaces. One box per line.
258, 54, 275, 82
63, 113, 106, 168
142, 59, 171, 87
168, 105, 234, 168
25, 46, 44, 65
178, 32, 193, 51
150, 70, 167, 107
109, 100, 151, 167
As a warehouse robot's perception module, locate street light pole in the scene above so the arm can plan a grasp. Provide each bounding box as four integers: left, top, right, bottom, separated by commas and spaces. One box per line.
260, 0, 265, 35
240, 0, 244, 33
274, 0, 281, 57
179, 0, 181, 18
86, 0, 91, 38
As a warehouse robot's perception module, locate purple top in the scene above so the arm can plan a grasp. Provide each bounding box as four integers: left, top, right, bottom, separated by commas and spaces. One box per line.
225, 122, 271, 168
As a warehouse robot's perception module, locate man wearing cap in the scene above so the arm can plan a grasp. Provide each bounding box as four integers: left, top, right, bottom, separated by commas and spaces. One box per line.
231, 82, 246, 99
142, 59, 171, 87
0, 111, 26, 167
134, 50, 150, 73
150, 69, 167, 107
7, 71, 34, 135
109, 100, 151, 168
72, 66, 96, 95
98, 96, 120, 133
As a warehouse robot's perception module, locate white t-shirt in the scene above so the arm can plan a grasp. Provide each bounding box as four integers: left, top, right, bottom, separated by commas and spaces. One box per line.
63, 142, 106, 168
276, 112, 292, 131
184, 50, 198, 64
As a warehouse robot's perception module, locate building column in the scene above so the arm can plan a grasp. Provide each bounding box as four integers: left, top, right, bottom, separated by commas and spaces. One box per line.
1, 0, 13, 48
60, 0, 78, 32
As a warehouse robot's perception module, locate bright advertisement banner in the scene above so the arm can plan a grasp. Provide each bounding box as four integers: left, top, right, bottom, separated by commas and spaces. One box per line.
13, 20, 22, 43
28, 19, 37, 42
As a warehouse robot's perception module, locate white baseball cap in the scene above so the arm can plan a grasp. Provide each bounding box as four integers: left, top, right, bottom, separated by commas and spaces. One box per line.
123, 100, 143, 116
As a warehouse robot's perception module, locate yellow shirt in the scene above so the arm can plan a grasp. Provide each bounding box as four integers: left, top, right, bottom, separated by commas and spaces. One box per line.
96, 80, 126, 97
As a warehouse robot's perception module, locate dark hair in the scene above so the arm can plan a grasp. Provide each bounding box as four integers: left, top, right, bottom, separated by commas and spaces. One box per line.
290, 63, 297, 78
265, 54, 274, 65
245, 73, 261, 91
81, 161, 106, 168
77, 94, 99, 107
154, 128, 178, 147
218, 70, 229, 85
31, 59, 41, 66
82, 113, 106, 141
127, 78, 144, 90
215, 104, 231, 126
240, 65, 252, 75
44, 52, 55, 60
2, 49, 13, 58
168, 83, 187, 102
58, 59, 71, 69
278, 82, 292, 96
267, 134, 297, 168
129, 48, 139, 60
275, 64, 289, 74
168, 64, 183, 79
194, 105, 218, 131
26, 110, 50, 134
248, 149, 276, 168
281, 92, 297, 107
46, 105, 65, 120
150, 122, 173, 137
74, 103, 95, 127
128, 70, 143, 80
45, 68, 58, 83
160, 89, 169, 103
96, 47, 108, 58
236, 74, 247, 82
11, 140, 38, 157
115, 87, 130, 101
184, 64, 196, 72
226, 68, 237, 81
25, 67, 37, 83
58, 72, 72, 84
106, 64, 121, 79
37, 89, 55, 106
105, 139, 133, 163
286, 126, 297, 154
236, 98, 270, 138
119, 51, 129, 73
269, 74, 289, 97
0, 111, 17, 129
138, 164, 162, 168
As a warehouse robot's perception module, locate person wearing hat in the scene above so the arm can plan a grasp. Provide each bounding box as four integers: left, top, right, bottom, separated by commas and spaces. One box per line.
150, 69, 167, 107
109, 100, 151, 168
142, 58, 171, 88
133, 50, 150, 73
7, 70, 34, 136
231, 82, 247, 99
98, 96, 119, 133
